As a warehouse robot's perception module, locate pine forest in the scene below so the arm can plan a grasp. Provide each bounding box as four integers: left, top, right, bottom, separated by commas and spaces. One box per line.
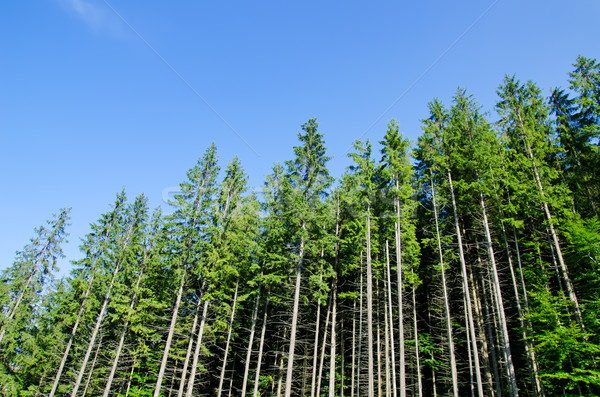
2, 56, 600, 397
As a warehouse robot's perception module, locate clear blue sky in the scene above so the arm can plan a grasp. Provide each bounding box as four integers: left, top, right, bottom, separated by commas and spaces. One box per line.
1, 0, 598, 275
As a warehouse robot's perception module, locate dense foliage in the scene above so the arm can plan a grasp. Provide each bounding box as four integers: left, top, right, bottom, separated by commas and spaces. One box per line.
2, 56, 600, 396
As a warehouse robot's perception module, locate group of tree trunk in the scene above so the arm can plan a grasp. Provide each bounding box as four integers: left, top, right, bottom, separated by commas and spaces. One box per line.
2, 55, 600, 396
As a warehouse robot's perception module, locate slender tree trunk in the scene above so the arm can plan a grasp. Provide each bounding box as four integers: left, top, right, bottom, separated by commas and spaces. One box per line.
464, 291, 475, 397
277, 330, 287, 397
0, 270, 36, 343
471, 262, 496, 396
494, 192, 542, 396
512, 225, 544, 396
49, 212, 119, 397
447, 170, 484, 397
428, 305, 438, 397
330, 197, 341, 397
185, 298, 210, 397
154, 272, 186, 397
177, 298, 202, 397
479, 192, 519, 396
351, 296, 357, 397
492, 172, 542, 395
0, 239, 52, 342
316, 295, 332, 397
228, 360, 236, 397
311, 275, 324, 397
376, 283, 383, 397
411, 273, 422, 397
384, 279, 391, 397
341, 318, 345, 397
517, 116, 583, 326
103, 263, 146, 397
168, 364, 177, 397
329, 277, 338, 397
394, 184, 406, 397
385, 242, 398, 397
81, 334, 103, 396
253, 297, 269, 397
357, 253, 364, 397
49, 269, 97, 397
125, 362, 135, 397
241, 285, 261, 397
72, 259, 122, 397
285, 227, 306, 397
217, 282, 240, 397
477, 257, 502, 397
431, 176, 459, 397
367, 213, 375, 397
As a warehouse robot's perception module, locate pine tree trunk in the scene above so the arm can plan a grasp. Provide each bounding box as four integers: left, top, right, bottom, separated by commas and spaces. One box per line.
340, 318, 345, 397
330, 197, 341, 397
316, 296, 332, 397
71, 259, 122, 397
517, 115, 583, 326
49, 213, 118, 397
357, 254, 364, 397
329, 276, 338, 397
427, 305, 438, 397
384, 278, 391, 397
311, 276, 323, 397
367, 212, 375, 397
125, 362, 135, 397
228, 359, 236, 397
478, 260, 502, 396
412, 275, 423, 397
351, 296, 357, 397
253, 297, 269, 397
185, 298, 210, 397
217, 282, 240, 397
49, 269, 97, 397
512, 225, 544, 397
277, 332, 287, 397
447, 170, 484, 397
285, 229, 305, 397
385, 241, 398, 397
177, 298, 202, 397
479, 192, 519, 396
241, 285, 261, 397
490, 172, 543, 396
103, 263, 146, 397
463, 292, 475, 397
0, 239, 52, 343
376, 283, 383, 397
81, 334, 103, 396
471, 263, 496, 396
0, 270, 36, 343
154, 272, 186, 397
394, 185, 406, 397
431, 176, 459, 397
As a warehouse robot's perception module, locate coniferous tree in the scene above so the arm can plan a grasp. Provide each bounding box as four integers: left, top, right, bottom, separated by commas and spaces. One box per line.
0, 208, 70, 392
282, 118, 333, 397
156, 143, 220, 397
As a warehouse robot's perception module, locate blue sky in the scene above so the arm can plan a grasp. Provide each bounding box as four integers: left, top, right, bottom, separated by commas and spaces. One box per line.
1, 0, 598, 275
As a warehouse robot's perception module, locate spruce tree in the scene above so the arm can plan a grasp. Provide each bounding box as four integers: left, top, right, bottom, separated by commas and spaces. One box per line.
0, 208, 70, 391
282, 118, 332, 397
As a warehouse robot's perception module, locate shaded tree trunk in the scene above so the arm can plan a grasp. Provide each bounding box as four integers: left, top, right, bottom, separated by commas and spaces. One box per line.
185, 298, 210, 397
241, 285, 261, 397
217, 282, 240, 397
431, 176, 459, 397
448, 170, 484, 397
